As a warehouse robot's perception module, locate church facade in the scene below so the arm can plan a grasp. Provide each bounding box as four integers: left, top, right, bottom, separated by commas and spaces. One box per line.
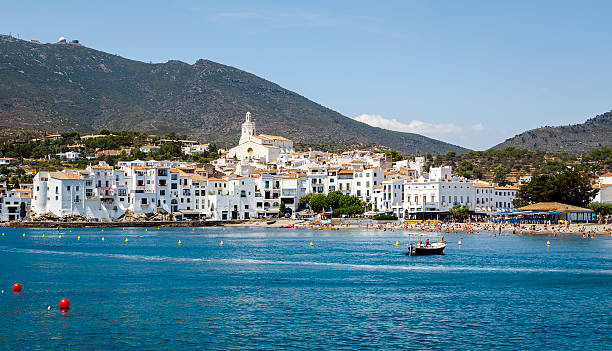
228, 112, 294, 163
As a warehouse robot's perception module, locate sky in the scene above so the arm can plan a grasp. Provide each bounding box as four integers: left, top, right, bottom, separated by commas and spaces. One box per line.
2, 0, 612, 150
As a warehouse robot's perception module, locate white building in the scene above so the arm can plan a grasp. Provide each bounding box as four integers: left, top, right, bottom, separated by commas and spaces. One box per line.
594, 173, 612, 204
57, 151, 80, 160
0, 188, 31, 221
228, 112, 294, 163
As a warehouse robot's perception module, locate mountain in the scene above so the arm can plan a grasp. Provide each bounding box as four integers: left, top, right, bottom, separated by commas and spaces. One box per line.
0, 35, 467, 155
493, 111, 612, 153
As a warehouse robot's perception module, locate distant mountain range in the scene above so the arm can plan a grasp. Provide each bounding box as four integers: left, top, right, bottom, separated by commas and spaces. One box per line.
0, 35, 468, 155
494, 111, 612, 153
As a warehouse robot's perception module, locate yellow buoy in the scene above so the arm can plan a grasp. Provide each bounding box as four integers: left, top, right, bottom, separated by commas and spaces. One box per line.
178, 240, 182, 245
42, 234, 45, 238
395, 241, 399, 246
125, 238, 129, 243
458, 240, 462, 245
1, 233, 4, 236
77, 236, 80, 240
546, 241, 550, 246
192, 228, 195, 231
220, 241, 224, 246
22, 233, 26, 237
59, 235, 62, 239
309, 241, 314, 247
101, 229, 104, 232
69, 230, 72, 233
102, 237, 105, 241
123, 228, 125, 230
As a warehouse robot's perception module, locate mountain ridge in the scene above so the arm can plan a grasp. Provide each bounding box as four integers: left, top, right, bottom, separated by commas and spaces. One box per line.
0, 35, 468, 155
493, 111, 612, 153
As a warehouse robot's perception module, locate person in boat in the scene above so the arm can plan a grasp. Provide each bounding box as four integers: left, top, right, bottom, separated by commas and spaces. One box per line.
425, 239, 430, 247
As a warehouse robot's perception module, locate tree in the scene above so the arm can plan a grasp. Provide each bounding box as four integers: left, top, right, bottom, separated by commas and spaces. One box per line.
300, 193, 314, 209
309, 194, 327, 213
339, 194, 361, 209
589, 202, 612, 216
342, 204, 365, 215
207, 143, 218, 154
325, 191, 343, 211
156, 142, 182, 159
493, 165, 508, 184
384, 149, 404, 162
19, 202, 26, 219
279, 201, 286, 215
514, 167, 597, 207
449, 205, 470, 219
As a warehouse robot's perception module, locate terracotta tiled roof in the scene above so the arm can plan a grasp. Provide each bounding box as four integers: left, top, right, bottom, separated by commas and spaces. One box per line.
49, 172, 84, 180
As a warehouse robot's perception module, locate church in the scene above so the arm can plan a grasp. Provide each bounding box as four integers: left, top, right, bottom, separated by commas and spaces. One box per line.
228, 112, 294, 163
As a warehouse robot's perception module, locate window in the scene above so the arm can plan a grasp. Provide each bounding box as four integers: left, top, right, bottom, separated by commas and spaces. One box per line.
76, 186, 80, 191
67, 186, 71, 191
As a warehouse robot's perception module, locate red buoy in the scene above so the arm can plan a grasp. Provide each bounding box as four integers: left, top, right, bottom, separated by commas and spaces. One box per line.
12, 283, 22, 292
59, 298, 70, 309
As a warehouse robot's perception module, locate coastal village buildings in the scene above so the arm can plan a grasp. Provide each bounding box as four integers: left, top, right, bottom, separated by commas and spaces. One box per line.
0, 182, 32, 221
594, 173, 612, 204
24, 111, 522, 222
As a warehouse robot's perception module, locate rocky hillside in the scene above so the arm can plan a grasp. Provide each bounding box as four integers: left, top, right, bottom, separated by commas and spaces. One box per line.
0, 35, 467, 155
493, 111, 612, 153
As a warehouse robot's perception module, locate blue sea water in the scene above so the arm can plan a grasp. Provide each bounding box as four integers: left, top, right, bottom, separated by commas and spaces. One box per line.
0, 227, 610, 350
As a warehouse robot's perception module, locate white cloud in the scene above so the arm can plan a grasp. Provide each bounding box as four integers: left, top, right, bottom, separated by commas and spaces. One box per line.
354, 114, 462, 138
471, 123, 485, 131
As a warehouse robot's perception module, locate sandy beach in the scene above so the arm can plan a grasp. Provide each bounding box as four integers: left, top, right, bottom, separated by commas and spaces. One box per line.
224, 218, 612, 236
7, 218, 612, 236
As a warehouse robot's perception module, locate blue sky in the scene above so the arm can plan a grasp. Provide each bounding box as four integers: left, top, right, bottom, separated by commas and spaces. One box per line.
3, 1, 612, 150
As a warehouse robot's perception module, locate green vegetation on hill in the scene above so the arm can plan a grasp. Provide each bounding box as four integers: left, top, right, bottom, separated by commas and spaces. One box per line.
423, 146, 612, 184
0, 35, 466, 155
493, 111, 612, 153
0, 129, 221, 175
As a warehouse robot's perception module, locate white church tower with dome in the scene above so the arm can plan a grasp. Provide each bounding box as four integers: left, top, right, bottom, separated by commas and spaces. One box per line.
240, 111, 256, 144
228, 112, 294, 163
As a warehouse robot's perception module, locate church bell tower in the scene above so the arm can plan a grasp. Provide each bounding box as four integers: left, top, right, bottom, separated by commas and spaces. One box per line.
240, 111, 256, 144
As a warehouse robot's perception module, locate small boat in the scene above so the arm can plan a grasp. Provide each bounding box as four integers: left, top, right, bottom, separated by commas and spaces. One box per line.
266, 220, 276, 225
406, 231, 446, 256
279, 225, 294, 228
407, 242, 446, 255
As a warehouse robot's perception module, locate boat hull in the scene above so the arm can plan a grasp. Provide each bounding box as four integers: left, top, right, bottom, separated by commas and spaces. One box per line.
407, 243, 446, 256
